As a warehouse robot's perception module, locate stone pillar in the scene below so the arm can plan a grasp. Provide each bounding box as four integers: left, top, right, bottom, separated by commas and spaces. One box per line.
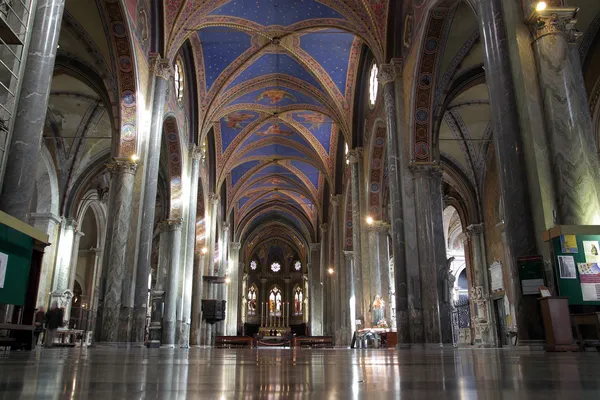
343, 250, 355, 339
67, 229, 84, 291
330, 195, 342, 341
226, 242, 241, 336
367, 221, 391, 327
100, 159, 138, 342
410, 164, 443, 345
132, 57, 172, 344
52, 218, 77, 294
259, 277, 267, 327
319, 225, 328, 331
466, 224, 496, 347
530, 10, 600, 224
0, 0, 66, 221
87, 247, 104, 337
378, 63, 410, 344
474, 0, 539, 341
190, 249, 206, 346
29, 213, 61, 308
308, 243, 322, 335
178, 145, 202, 347
215, 222, 229, 336
347, 150, 365, 328
162, 219, 183, 347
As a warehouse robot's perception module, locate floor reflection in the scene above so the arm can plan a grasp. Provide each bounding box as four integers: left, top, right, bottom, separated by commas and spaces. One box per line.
0, 347, 599, 399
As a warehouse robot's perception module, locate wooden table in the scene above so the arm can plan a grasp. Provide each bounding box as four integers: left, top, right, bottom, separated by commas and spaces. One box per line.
571, 312, 600, 351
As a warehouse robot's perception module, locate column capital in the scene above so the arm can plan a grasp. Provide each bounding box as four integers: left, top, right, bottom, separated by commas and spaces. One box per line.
343, 250, 354, 257
409, 163, 443, 180
367, 220, 391, 233
188, 143, 204, 161
330, 194, 342, 207
309, 243, 320, 251
466, 223, 484, 236
150, 56, 173, 80
377, 63, 396, 85
222, 222, 230, 232
158, 218, 183, 231
230, 242, 241, 251
347, 148, 363, 164
62, 217, 78, 230
107, 158, 138, 176
209, 192, 220, 205
527, 7, 581, 42
320, 223, 328, 233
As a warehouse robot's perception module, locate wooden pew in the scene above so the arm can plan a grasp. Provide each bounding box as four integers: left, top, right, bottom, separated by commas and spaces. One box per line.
571, 312, 600, 351
292, 336, 333, 348
215, 336, 254, 348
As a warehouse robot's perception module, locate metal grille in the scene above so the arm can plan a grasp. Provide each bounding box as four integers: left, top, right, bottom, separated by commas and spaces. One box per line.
451, 296, 471, 344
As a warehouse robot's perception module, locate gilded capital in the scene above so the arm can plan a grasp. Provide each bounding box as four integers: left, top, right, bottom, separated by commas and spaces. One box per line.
107, 158, 138, 176
150, 56, 173, 80
528, 7, 581, 42
377, 63, 396, 85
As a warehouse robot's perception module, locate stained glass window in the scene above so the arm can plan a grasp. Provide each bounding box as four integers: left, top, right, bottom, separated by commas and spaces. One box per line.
294, 286, 303, 315
268, 287, 282, 316
250, 260, 257, 270
369, 63, 378, 106
174, 58, 184, 104
247, 285, 257, 316
271, 262, 281, 272
294, 261, 301, 271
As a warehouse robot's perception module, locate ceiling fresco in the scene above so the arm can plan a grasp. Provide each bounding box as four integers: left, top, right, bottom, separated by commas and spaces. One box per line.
163, 0, 390, 247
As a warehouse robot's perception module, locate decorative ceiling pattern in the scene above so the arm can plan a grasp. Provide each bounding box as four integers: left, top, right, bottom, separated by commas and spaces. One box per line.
163, 0, 389, 245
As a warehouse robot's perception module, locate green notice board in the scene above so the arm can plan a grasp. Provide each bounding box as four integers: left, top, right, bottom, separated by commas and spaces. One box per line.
0, 222, 33, 306
551, 234, 600, 306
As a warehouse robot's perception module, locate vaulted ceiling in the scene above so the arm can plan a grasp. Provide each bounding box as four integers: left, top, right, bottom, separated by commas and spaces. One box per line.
163, 0, 390, 248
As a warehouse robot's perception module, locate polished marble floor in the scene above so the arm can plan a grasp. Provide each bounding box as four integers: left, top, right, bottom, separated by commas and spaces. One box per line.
0, 346, 599, 399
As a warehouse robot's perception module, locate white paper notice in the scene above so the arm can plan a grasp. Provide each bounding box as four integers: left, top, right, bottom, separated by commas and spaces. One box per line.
558, 255, 577, 279
583, 241, 600, 263
0, 252, 8, 289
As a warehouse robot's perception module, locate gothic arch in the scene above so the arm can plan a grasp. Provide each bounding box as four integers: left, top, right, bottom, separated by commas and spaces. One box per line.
163, 115, 185, 218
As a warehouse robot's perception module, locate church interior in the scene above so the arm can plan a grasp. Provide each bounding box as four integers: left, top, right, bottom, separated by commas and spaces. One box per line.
1, 0, 600, 397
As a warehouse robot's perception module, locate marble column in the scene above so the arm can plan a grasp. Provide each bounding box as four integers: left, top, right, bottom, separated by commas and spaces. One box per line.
474, 0, 539, 341
308, 243, 322, 335
466, 224, 496, 347
190, 249, 206, 346
67, 229, 84, 291
367, 221, 391, 327
530, 11, 600, 225
162, 218, 183, 346
215, 222, 229, 336
87, 247, 104, 337
319, 225, 328, 331
132, 58, 172, 344
347, 150, 366, 328
330, 195, 342, 341
410, 165, 443, 345
203, 194, 219, 345
100, 159, 138, 342
343, 250, 355, 339
52, 218, 77, 294
226, 242, 241, 336
378, 63, 410, 344
178, 145, 202, 347
0, 0, 66, 222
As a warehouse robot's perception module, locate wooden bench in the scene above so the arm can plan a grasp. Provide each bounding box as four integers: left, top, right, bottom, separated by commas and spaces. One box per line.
571, 312, 600, 351
292, 336, 333, 348
0, 323, 35, 350
215, 336, 254, 348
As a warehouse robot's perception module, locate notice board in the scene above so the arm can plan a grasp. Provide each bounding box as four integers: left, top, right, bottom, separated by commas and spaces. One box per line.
0, 222, 33, 306
551, 233, 600, 306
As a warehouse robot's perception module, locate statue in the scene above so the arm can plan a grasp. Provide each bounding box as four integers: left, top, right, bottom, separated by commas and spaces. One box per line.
372, 295, 385, 326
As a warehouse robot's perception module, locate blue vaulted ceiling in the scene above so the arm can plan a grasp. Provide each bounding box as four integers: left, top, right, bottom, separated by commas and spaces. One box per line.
183, 0, 369, 243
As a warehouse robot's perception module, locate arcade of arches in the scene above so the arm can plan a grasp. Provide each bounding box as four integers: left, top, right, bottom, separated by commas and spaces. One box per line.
2, 0, 600, 351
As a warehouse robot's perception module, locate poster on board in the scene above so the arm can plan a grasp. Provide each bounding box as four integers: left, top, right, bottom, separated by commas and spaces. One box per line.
577, 262, 600, 301
583, 241, 600, 263
558, 255, 577, 279
560, 235, 578, 253
0, 252, 7, 289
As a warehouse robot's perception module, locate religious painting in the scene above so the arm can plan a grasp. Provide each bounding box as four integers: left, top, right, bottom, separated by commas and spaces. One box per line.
269, 287, 282, 316
247, 285, 257, 315
295, 112, 325, 129
255, 89, 296, 104
294, 285, 303, 315
224, 112, 256, 129
256, 123, 293, 137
